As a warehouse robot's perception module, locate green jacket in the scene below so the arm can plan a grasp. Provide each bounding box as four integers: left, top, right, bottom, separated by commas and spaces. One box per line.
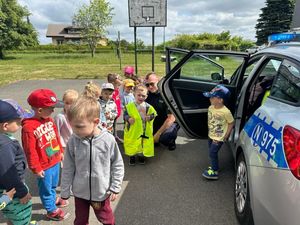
124, 102, 157, 157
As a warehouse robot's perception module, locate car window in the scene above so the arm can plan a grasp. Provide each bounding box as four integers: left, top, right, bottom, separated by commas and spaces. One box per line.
179, 53, 244, 82
271, 60, 300, 104
246, 59, 280, 117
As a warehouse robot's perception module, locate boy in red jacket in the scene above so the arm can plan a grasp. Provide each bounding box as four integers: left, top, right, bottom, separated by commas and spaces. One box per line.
22, 89, 68, 221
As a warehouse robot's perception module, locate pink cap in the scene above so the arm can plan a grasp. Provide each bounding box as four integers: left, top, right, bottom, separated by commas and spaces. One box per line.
124, 66, 134, 75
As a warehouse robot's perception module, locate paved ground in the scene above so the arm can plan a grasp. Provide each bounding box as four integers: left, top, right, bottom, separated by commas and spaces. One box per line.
0, 80, 239, 225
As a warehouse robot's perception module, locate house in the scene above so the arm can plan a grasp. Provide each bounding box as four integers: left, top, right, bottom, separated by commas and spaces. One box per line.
46, 24, 108, 46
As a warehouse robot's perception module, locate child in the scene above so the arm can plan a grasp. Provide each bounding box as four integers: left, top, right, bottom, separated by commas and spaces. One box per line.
82, 81, 106, 127
121, 79, 135, 110
55, 89, 79, 148
99, 83, 118, 133
107, 73, 123, 140
123, 66, 142, 84
82, 81, 101, 99
202, 85, 234, 180
107, 73, 122, 119
60, 96, 124, 225
21, 89, 68, 220
123, 85, 157, 165
0, 99, 34, 224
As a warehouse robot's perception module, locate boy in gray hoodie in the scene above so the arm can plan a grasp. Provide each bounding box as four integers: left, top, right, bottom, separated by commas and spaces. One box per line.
60, 96, 124, 225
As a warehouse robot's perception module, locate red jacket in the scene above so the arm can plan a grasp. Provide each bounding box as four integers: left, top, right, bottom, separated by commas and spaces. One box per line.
112, 88, 121, 118
21, 117, 63, 174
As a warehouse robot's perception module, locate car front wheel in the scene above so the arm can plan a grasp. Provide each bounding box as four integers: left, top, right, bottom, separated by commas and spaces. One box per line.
234, 153, 254, 225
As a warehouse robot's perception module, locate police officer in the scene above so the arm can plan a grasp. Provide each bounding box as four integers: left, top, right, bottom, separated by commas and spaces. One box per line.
145, 72, 179, 150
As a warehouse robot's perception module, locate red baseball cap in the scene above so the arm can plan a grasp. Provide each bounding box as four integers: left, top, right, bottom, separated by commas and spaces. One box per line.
27, 89, 64, 108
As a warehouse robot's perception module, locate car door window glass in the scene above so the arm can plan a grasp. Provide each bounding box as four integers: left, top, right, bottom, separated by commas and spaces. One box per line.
247, 59, 280, 117
271, 60, 300, 104
179, 53, 244, 83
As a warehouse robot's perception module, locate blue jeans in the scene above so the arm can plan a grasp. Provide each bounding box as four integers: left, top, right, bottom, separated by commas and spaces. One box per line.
37, 163, 60, 213
208, 139, 223, 171
159, 123, 180, 146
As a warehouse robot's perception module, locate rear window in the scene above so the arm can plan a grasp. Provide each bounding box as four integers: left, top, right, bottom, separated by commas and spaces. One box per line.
270, 60, 300, 104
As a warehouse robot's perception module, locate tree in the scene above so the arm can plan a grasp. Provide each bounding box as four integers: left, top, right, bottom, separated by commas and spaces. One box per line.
73, 0, 113, 57
255, 0, 295, 45
0, 0, 38, 59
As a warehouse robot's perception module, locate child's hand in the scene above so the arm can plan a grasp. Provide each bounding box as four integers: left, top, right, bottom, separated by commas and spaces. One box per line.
145, 115, 152, 121
128, 118, 135, 124
110, 193, 118, 202
4, 188, 16, 200
36, 170, 45, 178
20, 193, 32, 204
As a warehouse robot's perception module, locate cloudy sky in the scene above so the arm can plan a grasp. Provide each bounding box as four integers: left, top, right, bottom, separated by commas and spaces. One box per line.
19, 0, 266, 45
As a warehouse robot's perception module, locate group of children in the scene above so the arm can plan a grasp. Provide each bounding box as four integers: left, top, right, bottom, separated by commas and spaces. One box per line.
0, 64, 234, 224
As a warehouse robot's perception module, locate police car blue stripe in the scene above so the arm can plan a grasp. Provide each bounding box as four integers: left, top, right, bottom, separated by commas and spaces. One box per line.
244, 112, 287, 168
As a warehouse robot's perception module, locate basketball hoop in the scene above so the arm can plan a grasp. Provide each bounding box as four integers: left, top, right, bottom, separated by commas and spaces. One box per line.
128, 0, 167, 27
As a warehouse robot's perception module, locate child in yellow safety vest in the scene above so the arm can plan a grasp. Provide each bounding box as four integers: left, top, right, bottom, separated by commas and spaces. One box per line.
123, 84, 157, 166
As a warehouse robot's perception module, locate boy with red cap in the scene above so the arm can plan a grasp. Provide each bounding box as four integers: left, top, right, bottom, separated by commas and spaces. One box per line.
21, 89, 68, 221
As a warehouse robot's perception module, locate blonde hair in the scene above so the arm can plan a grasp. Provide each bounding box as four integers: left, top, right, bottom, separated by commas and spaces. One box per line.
63, 89, 79, 102
82, 81, 101, 99
134, 84, 148, 93
67, 96, 100, 122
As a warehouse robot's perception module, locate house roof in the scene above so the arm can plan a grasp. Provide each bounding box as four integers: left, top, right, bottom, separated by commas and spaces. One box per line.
46, 24, 81, 37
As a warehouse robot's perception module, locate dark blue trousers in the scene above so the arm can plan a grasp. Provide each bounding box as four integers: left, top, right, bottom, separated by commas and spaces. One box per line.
159, 123, 180, 146
208, 139, 223, 171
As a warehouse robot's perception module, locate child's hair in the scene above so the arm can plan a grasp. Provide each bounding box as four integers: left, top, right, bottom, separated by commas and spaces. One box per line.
107, 73, 120, 83
134, 84, 148, 93
82, 81, 101, 99
67, 96, 100, 122
63, 89, 79, 102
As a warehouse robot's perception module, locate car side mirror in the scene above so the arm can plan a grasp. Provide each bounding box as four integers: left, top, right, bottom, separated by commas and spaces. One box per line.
211, 72, 222, 81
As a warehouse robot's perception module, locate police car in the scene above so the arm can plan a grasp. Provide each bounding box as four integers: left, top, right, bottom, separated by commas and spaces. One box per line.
159, 33, 300, 225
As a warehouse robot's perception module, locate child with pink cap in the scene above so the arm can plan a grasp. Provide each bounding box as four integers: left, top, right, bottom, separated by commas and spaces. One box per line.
123, 66, 142, 84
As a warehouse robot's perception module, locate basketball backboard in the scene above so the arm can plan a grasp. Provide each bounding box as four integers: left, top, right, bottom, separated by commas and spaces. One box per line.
128, 0, 167, 27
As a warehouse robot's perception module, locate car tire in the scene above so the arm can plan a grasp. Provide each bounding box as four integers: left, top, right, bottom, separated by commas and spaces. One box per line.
234, 153, 254, 225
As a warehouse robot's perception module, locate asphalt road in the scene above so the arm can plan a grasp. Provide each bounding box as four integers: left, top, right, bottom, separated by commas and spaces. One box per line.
0, 80, 239, 225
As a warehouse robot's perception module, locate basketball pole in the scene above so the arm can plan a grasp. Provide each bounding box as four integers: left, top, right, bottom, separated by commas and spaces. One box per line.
134, 26, 138, 75
152, 26, 155, 72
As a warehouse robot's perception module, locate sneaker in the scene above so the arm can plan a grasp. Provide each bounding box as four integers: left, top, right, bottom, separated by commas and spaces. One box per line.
55, 197, 69, 208
29, 221, 38, 225
138, 156, 146, 165
168, 141, 176, 151
202, 167, 219, 180
46, 208, 66, 221
129, 156, 136, 166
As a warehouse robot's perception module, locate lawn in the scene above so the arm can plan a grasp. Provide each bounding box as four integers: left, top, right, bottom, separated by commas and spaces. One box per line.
0, 52, 166, 86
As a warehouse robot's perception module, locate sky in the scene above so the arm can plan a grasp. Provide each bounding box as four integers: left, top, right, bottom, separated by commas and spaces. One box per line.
19, 0, 267, 45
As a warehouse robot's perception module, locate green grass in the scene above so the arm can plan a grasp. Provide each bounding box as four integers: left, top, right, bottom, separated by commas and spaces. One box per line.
0, 52, 166, 86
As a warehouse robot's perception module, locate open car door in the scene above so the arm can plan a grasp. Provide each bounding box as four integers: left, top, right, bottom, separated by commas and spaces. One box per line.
159, 48, 249, 138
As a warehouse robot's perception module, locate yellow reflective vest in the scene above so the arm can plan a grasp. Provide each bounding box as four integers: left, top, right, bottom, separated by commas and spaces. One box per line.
124, 102, 157, 157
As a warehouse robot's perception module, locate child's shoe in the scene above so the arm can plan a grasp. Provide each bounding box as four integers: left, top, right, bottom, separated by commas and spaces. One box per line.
55, 197, 69, 208
138, 156, 146, 165
202, 167, 219, 180
29, 221, 38, 225
129, 156, 136, 166
46, 208, 67, 221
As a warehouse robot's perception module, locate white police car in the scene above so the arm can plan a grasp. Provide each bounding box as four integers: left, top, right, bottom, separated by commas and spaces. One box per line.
159, 33, 300, 225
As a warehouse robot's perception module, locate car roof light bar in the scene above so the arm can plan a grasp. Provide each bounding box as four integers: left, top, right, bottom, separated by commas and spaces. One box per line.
268, 32, 300, 44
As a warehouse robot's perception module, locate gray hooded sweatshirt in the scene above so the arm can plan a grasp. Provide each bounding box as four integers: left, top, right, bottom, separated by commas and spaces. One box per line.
61, 131, 124, 201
